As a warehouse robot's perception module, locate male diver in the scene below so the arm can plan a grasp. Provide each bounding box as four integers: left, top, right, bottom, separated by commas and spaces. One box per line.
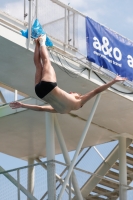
10, 36, 127, 113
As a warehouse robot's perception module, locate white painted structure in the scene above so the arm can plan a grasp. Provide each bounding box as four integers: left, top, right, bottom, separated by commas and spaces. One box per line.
1, 1, 133, 199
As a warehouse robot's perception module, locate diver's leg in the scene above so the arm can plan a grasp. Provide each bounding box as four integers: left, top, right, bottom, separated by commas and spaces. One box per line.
34, 39, 43, 85
38, 36, 57, 82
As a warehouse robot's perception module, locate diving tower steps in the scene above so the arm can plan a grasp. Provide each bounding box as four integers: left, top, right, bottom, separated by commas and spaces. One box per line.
79, 139, 133, 200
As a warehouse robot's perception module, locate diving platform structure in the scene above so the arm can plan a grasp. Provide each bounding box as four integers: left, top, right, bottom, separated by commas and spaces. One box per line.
1, 0, 133, 199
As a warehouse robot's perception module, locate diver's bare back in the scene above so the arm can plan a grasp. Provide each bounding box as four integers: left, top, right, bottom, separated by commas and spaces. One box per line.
42, 86, 81, 114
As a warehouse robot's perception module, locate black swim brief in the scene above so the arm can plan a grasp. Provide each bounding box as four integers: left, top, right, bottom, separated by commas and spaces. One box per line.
35, 81, 57, 99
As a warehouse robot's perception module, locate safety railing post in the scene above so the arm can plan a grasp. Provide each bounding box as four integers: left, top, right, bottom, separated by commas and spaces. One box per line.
14, 90, 18, 101
27, 0, 32, 49
69, 175, 72, 200
64, 7, 67, 51
17, 169, 20, 200
119, 137, 127, 200
24, 0, 26, 20
36, 0, 38, 19
73, 12, 75, 47
68, 10, 70, 45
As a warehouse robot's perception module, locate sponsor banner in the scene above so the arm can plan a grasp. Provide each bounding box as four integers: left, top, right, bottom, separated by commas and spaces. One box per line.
86, 17, 133, 81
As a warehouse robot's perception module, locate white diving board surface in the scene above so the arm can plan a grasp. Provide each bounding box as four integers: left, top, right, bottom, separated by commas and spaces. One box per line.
1, 17, 133, 160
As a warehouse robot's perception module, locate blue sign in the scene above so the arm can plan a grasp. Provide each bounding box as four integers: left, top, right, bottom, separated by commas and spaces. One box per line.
86, 17, 133, 81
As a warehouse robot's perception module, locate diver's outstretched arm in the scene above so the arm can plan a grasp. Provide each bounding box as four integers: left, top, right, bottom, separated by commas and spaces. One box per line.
9, 101, 57, 113
81, 76, 127, 106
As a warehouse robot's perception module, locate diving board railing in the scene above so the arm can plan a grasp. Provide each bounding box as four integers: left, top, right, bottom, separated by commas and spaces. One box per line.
0, 160, 133, 200
1, 0, 82, 53
0, 83, 28, 106
0, 87, 27, 107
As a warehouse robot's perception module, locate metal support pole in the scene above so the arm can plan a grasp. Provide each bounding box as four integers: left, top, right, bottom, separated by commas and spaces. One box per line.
54, 115, 83, 200
45, 113, 56, 200
69, 175, 72, 200
73, 12, 75, 47
27, 158, 35, 200
14, 90, 18, 101
58, 94, 101, 200
64, 8, 67, 51
68, 10, 70, 45
93, 146, 105, 161
35, 158, 75, 195
24, 0, 26, 20
27, 0, 32, 49
36, 0, 38, 19
17, 169, 20, 200
119, 137, 127, 200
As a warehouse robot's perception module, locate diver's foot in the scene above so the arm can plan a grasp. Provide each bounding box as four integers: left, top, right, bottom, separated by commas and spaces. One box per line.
38, 34, 46, 46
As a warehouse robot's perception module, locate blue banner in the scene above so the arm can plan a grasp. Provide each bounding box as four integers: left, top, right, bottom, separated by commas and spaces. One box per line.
86, 17, 133, 81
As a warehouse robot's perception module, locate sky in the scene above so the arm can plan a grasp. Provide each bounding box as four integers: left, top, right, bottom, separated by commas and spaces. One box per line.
0, 0, 133, 169
61, 0, 133, 42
